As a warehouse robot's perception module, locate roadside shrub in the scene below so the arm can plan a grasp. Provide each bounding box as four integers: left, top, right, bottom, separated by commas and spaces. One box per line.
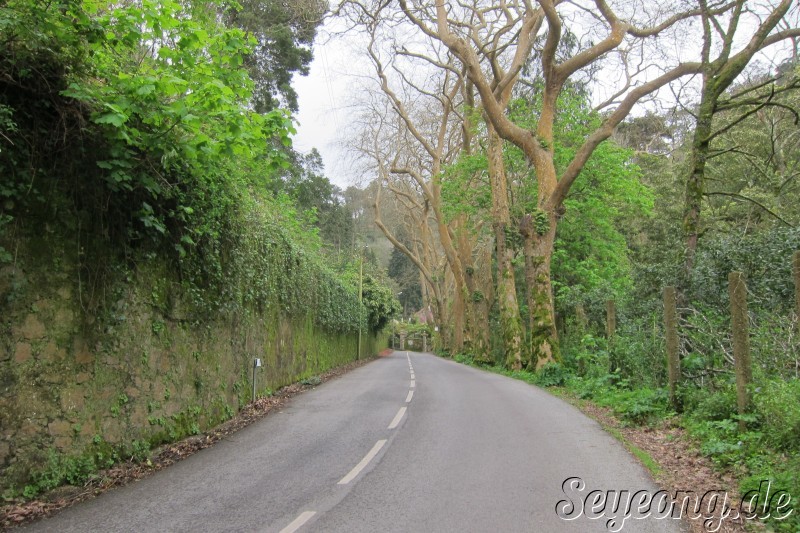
686, 383, 738, 422
611, 319, 666, 388
533, 362, 570, 387
753, 378, 800, 453
605, 387, 669, 425
22, 437, 121, 498
751, 313, 800, 380
741, 455, 800, 533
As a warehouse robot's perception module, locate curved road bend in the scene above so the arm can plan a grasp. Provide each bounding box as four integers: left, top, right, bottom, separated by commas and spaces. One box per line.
24, 351, 685, 533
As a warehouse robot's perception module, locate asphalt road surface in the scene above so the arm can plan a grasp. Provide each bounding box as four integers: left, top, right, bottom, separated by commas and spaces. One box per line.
24, 351, 686, 532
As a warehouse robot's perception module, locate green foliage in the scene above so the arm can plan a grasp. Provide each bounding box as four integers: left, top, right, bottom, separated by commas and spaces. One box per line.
753, 379, 800, 453
507, 88, 652, 316
684, 384, 738, 422
300, 375, 322, 386
532, 362, 570, 387
740, 456, 800, 533
690, 227, 800, 312
224, 0, 325, 112
568, 373, 671, 426
59, 0, 292, 242
203, 196, 367, 332
22, 437, 125, 498
440, 151, 492, 224
531, 209, 550, 236
1, 0, 294, 272
0, 0, 400, 336
388, 247, 423, 316
558, 310, 800, 531
267, 148, 358, 253
362, 274, 400, 332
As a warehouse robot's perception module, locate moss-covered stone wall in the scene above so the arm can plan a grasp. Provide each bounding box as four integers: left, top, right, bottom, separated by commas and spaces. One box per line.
0, 239, 385, 493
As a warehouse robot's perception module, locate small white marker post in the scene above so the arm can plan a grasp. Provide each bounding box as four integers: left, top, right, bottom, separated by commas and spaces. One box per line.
252, 358, 262, 402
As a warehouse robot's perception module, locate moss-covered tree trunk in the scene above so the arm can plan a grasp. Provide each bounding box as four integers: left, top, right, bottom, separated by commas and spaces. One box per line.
606, 299, 616, 339
520, 212, 558, 369
487, 124, 523, 369
458, 225, 490, 362
683, 98, 715, 283
452, 284, 466, 352
520, 214, 538, 366
432, 295, 449, 351
575, 303, 588, 375
429, 183, 474, 356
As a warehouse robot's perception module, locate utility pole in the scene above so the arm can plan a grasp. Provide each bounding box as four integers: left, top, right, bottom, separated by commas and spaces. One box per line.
358, 252, 363, 360
357, 244, 369, 360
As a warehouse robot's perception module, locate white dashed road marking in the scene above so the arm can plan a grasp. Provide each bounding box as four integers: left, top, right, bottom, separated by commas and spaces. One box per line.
388, 407, 407, 429
338, 440, 387, 485
279, 511, 316, 533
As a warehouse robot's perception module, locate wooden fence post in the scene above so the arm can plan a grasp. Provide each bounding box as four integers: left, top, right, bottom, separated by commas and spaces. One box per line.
664, 286, 681, 411
606, 300, 616, 339
574, 304, 588, 375
794, 251, 800, 321
728, 272, 752, 431
606, 299, 616, 372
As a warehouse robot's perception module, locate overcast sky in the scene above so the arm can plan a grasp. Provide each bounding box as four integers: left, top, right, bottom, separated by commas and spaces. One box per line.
292, 21, 360, 189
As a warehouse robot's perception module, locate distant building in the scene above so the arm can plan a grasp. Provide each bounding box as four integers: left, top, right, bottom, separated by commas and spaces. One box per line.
414, 306, 434, 324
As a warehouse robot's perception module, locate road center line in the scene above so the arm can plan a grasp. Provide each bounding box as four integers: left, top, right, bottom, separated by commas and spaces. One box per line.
405, 390, 414, 403
410, 380, 415, 388
388, 406, 407, 429
337, 440, 387, 485
278, 511, 316, 533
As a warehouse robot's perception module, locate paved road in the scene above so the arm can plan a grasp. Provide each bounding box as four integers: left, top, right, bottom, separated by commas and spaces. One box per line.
24, 352, 685, 532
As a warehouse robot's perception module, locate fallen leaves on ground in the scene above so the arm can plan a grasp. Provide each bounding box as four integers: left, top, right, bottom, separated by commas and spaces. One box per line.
561, 395, 760, 533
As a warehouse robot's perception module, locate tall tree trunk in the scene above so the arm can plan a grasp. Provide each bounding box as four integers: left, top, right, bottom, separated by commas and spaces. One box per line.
683, 98, 714, 285
520, 212, 558, 369
487, 124, 523, 369
428, 182, 474, 355
530, 224, 559, 369
456, 219, 490, 361
452, 273, 466, 352
525, 114, 562, 370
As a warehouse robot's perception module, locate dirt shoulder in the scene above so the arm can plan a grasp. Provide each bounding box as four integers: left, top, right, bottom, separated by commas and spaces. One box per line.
552, 389, 760, 533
